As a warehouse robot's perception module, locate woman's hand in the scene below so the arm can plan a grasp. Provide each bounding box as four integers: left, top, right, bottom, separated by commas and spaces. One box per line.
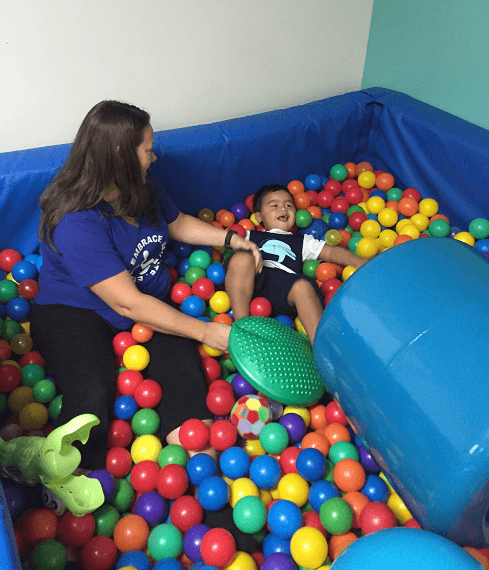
203, 322, 232, 351
229, 233, 263, 273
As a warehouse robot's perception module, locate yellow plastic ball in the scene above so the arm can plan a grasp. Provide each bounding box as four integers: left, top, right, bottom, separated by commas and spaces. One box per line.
379, 472, 395, 494
131, 434, 162, 464
379, 229, 398, 249
294, 317, 306, 335
357, 171, 376, 189
398, 224, 420, 240
10, 333, 33, 355
123, 345, 150, 371
270, 486, 280, 500
8, 386, 35, 413
245, 438, 266, 457
20, 321, 31, 335
224, 551, 257, 570
454, 231, 476, 246
366, 196, 386, 214
283, 406, 311, 427
277, 473, 309, 507
377, 207, 398, 228
209, 291, 231, 313
395, 218, 413, 233
19, 402, 49, 429
6, 273, 18, 283
387, 491, 413, 524
418, 198, 439, 217
203, 344, 223, 357
222, 475, 234, 486
230, 477, 259, 508
250, 213, 260, 227
360, 220, 381, 239
290, 527, 329, 569
2, 360, 21, 370
341, 266, 356, 281
410, 213, 430, 232
356, 237, 378, 260
358, 202, 369, 214
260, 488, 272, 506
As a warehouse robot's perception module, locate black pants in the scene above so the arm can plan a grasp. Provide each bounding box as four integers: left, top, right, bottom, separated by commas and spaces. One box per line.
30, 304, 211, 469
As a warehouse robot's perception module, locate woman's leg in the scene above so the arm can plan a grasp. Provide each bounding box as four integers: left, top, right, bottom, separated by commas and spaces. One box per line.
30, 304, 118, 470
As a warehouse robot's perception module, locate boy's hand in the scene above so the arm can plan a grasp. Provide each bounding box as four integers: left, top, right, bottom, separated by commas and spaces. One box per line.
230, 233, 263, 273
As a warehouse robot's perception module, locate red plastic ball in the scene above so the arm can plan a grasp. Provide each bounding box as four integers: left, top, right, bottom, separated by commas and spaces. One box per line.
305, 190, 318, 206
208, 379, 234, 393
331, 197, 350, 214
401, 187, 421, 202
0, 249, 22, 272
133, 379, 163, 408
245, 194, 255, 212
323, 180, 342, 197
112, 332, 138, 358
359, 501, 397, 534
192, 277, 216, 301
404, 517, 422, 529
18, 350, 45, 368
178, 418, 210, 451
117, 369, 144, 396
206, 388, 235, 416
202, 357, 221, 385
17, 279, 40, 300
0, 339, 11, 361
170, 495, 204, 533
57, 511, 95, 548
156, 463, 189, 499
227, 224, 247, 238
278, 446, 300, 474
342, 179, 360, 192
317, 190, 335, 209
348, 211, 368, 231
105, 446, 132, 478
0, 364, 21, 392
107, 419, 133, 448
324, 401, 348, 427
21, 508, 59, 545
130, 459, 160, 493
209, 420, 237, 451
200, 527, 237, 569
80, 535, 118, 570
249, 297, 272, 317
171, 282, 192, 304
302, 509, 328, 538
321, 278, 342, 298
344, 187, 363, 205
250, 552, 265, 570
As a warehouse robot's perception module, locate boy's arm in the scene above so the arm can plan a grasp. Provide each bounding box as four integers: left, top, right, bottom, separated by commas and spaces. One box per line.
317, 243, 367, 269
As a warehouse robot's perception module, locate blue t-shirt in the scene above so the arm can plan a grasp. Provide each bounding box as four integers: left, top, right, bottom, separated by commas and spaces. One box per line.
35, 188, 180, 329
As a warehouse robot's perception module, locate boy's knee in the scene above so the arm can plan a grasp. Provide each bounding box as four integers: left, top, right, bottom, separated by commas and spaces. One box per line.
227, 251, 256, 273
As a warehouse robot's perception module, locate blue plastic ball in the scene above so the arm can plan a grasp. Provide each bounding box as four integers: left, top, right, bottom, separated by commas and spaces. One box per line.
300, 218, 328, 239
113, 395, 138, 420
329, 212, 348, 229
87, 469, 116, 501
304, 174, 322, 191
134, 490, 169, 526
197, 476, 229, 511
11, 260, 38, 282
475, 238, 489, 253
183, 523, 211, 562
249, 455, 281, 490
278, 413, 306, 444
231, 373, 256, 398
369, 190, 387, 200
178, 257, 192, 277
181, 295, 206, 317
261, 553, 296, 570
23, 254, 43, 272
153, 559, 185, 570
262, 533, 292, 557
367, 213, 378, 221
231, 203, 249, 220
2, 480, 26, 518
267, 500, 302, 540
308, 480, 340, 512
295, 448, 327, 482
206, 263, 226, 286
116, 549, 152, 570
172, 242, 194, 258
219, 446, 251, 480
358, 445, 380, 473
6, 297, 31, 320
275, 315, 294, 328
162, 251, 178, 267
361, 474, 389, 503
186, 453, 218, 486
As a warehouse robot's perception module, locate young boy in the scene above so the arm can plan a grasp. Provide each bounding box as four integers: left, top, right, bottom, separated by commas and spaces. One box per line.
225, 184, 367, 342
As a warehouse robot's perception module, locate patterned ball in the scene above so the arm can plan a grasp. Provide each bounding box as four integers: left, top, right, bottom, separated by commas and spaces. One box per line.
231, 395, 271, 439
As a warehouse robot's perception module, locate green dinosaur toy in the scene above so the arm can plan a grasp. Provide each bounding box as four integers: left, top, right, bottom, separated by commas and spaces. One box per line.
0, 414, 105, 516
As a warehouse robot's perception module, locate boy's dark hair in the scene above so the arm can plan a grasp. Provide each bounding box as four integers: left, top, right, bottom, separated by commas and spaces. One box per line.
252, 184, 293, 212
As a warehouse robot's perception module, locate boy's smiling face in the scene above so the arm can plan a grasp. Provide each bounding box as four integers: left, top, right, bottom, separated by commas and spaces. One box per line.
254, 190, 296, 231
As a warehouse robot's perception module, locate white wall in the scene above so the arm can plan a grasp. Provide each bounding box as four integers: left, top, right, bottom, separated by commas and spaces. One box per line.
0, 0, 374, 153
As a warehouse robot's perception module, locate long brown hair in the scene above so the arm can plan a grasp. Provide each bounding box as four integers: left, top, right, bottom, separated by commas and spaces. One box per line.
39, 100, 158, 252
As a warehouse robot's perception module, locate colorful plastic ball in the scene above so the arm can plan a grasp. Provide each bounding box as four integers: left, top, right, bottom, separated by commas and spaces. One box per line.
333, 458, 366, 492
179, 419, 210, 451
200, 527, 237, 569
219, 446, 251, 480
209, 420, 238, 451
113, 331, 138, 357
197, 475, 230, 511
190, 250, 212, 270
132, 407, 160, 436
186, 453, 218, 486
230, 202, 249, 220
468, 217, 489, 239
133, 379, 163, 408
277, 473, 309, 507
117, 369, 143, 396
21, 508, 59, 545
110, 478, 135, 513
12, 260, 38, 282
131, 434, 163, 464
88, 469, 116, 501
230, 494, 266, 535
0, 364, 21, 392
171, 282, 193, 304
355, 237, 378, 259
262, 533, 291, 558
19, 401, 49, 429
114, 395, 138, 420
113, 514, 149, 553
231, 373, 256, 397
319, 497, 353, 535
208, 291, 231, 314
361, 475, 389, 503
6, 297, 31, 321
32, 539, 66, 570
198, 208, 215, 222
250, 297, 272, 317
308, 480, 340, 512
48, 394, 62, 420
206, 387, 235, 416
57, 510, 95, 548
2, 480, 27, 518
303, 174, 321, 191
259, 422, 289, 455
358, 501, 397, 534
278, 446, 300, 474
20, 362, 44, 387
123, 345, 150, 371
185, 266, 207, 286
294, 209, 312, 229
278, 413, 306, 444
79, 535, 118, 570
170, 495, 204, 532
0, 249, 22, 272
0, 279, 18, 304
290, 527, 328, 569
206, 264, 226, 286
192, 277, 216, 301
182, 295, 206, 317
147, 523, 183, 561
454, 231, 476, 246
328, 441, 359, 465
158, 444, 188, 468
183, 523, 211, 562
108, 419, 133, 448
229, 478, 260, 508
130, 460, 160, 493
329, 164, 348, 182
93, 504, 120, 537
358, 445, 380, 474
295, 448, 327, 482
260, 553, 295, 570
105, 446, 132, 478
268, 500, 303, 540
249, 454, 281, 490
231, 395, 271, 439
116, 550, 152, 570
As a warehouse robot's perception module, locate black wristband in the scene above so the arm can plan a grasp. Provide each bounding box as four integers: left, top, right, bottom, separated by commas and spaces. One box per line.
225, 229, 238, 249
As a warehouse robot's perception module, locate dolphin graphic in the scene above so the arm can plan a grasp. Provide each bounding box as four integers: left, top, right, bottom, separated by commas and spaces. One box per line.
259, 239, 296, 263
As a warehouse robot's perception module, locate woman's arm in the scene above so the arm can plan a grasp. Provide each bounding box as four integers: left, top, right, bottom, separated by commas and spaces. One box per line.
169, 212, 263, 272
89, 270, 231, 350
318, 244, 367, 269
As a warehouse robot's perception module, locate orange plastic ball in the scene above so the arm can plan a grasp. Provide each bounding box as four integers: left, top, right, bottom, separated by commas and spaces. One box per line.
337, 229, 351, 248
220, 211, 236, 228
301, 432, 330, 456
322, 423, 351, 446
213, 313, 234, 325
287, 180, 305, 195
131, 323, 154, 343
393, 235, 413, 246
210, 220, 224, 229
344, 162, 357, 179
238, 218, 255, 231
307, 206, 323, 219
294, 193, 311, 210
355, 162, 373, 176
328, 532, 358, 561
342, 491, 370, 528
113, 514, 149, 553
308, 404, 327, 431
430, 213, 450, 224
398, 197, 419, 217
375, 172, 395, 191
385, 200, 399, 212
215, 210, 226, 223
333, 458, 366, 492
316, 263, 337, 283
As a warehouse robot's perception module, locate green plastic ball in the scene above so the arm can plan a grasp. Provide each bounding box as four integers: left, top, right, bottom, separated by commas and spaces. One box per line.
158, 444, 188, 468
0, 393, 6, 414
110, 478, 135, 512
469, 217, 489, 239
302, 259, 321, 279
258, 422, 289, 455
328, 441, 360, 464
184, 266, 207, 286
324, 460, 335, 483
147, 523, 183, 561
21, 363, 45, 387
2, 319, 22, 342
32, 379, 57, 404
204, 306, 218, 320
48, 394, 63, 420
347, 235, 362, 254
330, 164, 348, 182
346, 205, 364, 217
386, 187, 403, 201
33, 539, 66, 570
189, 249, 212, 270
295, 209, 313, 229
0, 280, 18, 304
319, 497, 353, 535
94, 504, 121, 536
252, 528, 268, 543
322, 213, 332, 226
132, 407, 160, 436
233, 495, 267, 534
429, 219, 450, 237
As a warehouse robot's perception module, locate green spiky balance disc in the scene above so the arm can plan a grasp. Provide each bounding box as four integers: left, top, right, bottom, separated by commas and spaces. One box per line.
228, 316, 326, 406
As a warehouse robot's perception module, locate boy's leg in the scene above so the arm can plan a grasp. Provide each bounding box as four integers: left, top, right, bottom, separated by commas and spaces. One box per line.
225, 251, 256, 320
287, 279, 324, 342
